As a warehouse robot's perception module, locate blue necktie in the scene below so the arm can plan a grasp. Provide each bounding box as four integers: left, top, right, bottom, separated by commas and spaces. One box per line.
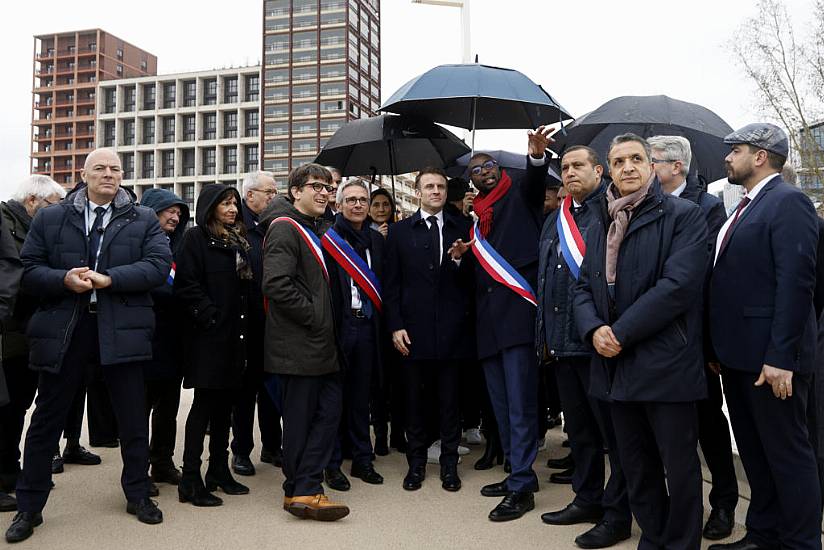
88, 206, 106, 268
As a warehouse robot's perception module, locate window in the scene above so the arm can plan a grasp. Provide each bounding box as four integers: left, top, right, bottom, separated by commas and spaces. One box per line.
266, 52, 289, 66
174, 114, 193, 141
68, 45, 76, 54
181, 183, 194, 212
293, 139, 317, 154
142, 152, 154, 179
264, 34, 290, 52
183, 80, 196, 107
142, 118, 155, 144
124, 87, 136, 112
292, 121, 318, 134
265, 85, 289, 101
320, 82, 345, 97
103, 121, 115, 147
223, 112, 238, 138
162, 116, 175, 142
116, 65, 123, 76
320, 64, 345, 79
204, 79, 217, 105
265, 141, 289, 155
223, 147, 237, 174
321, 28, 345, 46
320, 118, 345, 134
265, 69, 289, 84
202, 148, 216, 175
142, 84, 156, 110
321, 10, 345, 25
293, 50, 318, 64
265, 105, 289, 119
88, 42, 96, 51
202, 113, 216, 140
122, 153, 135, 179
163, 83, 176, 108
245, 75, 259, 102
293, 67, 317, 82
265, 122, 289, 136
140, 60, 148, 72
104, 88, 116, 113
320, 46, 345, 61
182, 149, 195, 177
244, 145, 259, 172
162, 150, 175, 177
294, 31, 317, 50
245, 110, 259, 137
123, 120, 135, 145
292, 103, 318, 117
321, 100, 345, 114
293, 13, 318, 28
224, 77, 238, 103
293, 84, 317, 99
116, 48, 123, 59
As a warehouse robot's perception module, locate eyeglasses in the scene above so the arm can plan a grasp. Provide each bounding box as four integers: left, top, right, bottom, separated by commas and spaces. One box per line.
469, 159, 499, 176
252, 188, 277, 196
303, 181, 336, 194
651, 158, 678, 164
344, 196, 369, 206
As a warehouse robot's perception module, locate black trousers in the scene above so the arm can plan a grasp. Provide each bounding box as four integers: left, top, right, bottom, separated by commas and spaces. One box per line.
459, 360, 484, 430
554, 358, 630, 526
16, 312, 150, 511
696, 369, 738, 512
231, 367, 281, 459
336, 317, 375, 468
0, 355, 38, 490
610, 400, 703, 550
723, 368, 822, 549
403, 359, 460, 469
280, 372, 341, 497
145, 377, 181, 470
87, 376, 119, 445
182, 388, 232, 474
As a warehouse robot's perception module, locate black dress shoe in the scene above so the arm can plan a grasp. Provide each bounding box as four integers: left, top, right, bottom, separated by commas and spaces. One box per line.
574, 520, 632, 549
324, 468, 351, 491
178, 475, 223, 507
5, 511, 42, 543
402, 466, 426, 491
0, 492, 16, 513
541, 502, 603, 525
480, 480, 509, 497
546, 453, 574, 470
351, 463, 384, 485
549, 467, 575, 484
89, 440, 119, 448
260, 448, 283, 468
707, 537, 773, 550
231, 455, 255, 477
151, 466, 181, 485
440, 465, 461, 492
149, 482, 159, 497
205, 470, 250, 495
62, 445, 101, 465
51, 453, 64, 474
126, 498, 163, 525
703, 508, 735, 541
488, 491, 534, 522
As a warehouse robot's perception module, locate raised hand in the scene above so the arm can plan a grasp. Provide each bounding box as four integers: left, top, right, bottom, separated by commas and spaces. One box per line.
527, 125, 555, 159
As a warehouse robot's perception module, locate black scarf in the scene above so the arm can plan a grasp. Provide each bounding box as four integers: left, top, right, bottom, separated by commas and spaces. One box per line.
333, 214, 371, 261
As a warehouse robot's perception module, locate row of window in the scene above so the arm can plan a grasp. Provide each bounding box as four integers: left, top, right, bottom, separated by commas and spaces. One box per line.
115, 146, 259, 179
101, 110, 260, 146
101, 75, 260, 113
262, 118, 345, 137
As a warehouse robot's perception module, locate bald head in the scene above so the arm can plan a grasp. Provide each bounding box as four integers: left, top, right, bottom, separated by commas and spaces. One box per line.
81, 148, 123, 204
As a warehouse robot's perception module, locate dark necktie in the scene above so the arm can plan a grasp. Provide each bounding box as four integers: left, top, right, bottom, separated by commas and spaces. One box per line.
718, 196, 751, 255
427, 215, 440, 266
88, 206, 106, 268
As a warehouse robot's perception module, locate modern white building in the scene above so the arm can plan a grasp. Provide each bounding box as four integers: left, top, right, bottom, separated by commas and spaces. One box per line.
96, 66, 262, 213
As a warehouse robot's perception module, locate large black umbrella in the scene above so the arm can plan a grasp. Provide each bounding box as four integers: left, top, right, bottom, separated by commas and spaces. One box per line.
379, 64, 572, 137
313, 113, 469, 197
550, 95, 733, 182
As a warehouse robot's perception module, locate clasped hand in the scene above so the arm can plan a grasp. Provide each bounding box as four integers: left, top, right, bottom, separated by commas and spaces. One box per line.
592, 325, 622, 358
64, 267, 112, 293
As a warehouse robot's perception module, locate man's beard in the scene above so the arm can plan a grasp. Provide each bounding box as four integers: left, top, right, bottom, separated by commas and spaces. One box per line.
726, 164, 752, 186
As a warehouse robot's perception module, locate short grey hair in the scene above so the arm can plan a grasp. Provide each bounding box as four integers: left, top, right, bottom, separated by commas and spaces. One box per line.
11, 175, 66, 202
335, 178, 369, 205
241, 170, 275, 195
607, 133, 652, 163
647, 135, 692, 176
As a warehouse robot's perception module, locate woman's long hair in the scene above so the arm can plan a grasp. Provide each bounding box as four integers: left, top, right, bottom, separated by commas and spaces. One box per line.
369, 188, 397, 224
206, 188, 246, 239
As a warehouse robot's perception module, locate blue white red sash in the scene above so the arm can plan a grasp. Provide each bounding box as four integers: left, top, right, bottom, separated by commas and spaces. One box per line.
556, 195, 586, 279
271, 217, 328, 280
470, 221, 537, 307
167, 261, 176, 286
321, 228, 382, 314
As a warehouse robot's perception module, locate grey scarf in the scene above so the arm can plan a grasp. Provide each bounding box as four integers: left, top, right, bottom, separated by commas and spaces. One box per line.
605, 175, 654, 284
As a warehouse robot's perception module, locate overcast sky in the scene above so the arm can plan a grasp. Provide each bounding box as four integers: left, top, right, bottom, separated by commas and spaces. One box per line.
0, 0, 816, 197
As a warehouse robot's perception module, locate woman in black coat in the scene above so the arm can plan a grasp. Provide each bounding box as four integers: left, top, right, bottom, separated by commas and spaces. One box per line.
174, 184, 252, 506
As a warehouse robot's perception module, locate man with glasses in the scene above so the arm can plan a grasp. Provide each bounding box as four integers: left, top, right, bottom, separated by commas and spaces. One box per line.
323, 166, 343, 220
230, 171, 283, 477
261, 163, 349, 521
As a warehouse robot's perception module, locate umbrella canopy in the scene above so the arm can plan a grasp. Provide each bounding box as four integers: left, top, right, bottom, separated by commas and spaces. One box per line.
447, 149, 561, 183
550, 95, 734, 183
313, 114, 470, 176
380, 64, 572, 130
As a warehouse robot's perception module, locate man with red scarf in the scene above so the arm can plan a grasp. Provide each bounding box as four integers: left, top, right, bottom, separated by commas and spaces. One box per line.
451, 127, 553, 522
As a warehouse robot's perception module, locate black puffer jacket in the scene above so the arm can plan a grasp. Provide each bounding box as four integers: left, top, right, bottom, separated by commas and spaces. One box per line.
0, 200, 31, 360
174, 184, 249, 389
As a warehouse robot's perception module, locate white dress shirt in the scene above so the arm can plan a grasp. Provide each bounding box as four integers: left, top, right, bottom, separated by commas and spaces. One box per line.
670, 180, 687, 197
350, 248, 371, 310
421, 208, 445, 265
85, 199, 113, 302
713, 173, 778, 264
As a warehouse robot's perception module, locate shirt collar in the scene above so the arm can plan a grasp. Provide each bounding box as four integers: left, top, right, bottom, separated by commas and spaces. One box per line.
88, 198, 112, 211
744, 173, 779, 202
419, 207, 443, 225
671, 180, 687, 197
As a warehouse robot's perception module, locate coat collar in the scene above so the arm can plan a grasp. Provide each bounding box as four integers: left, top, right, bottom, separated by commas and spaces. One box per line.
70, 187, 132, 214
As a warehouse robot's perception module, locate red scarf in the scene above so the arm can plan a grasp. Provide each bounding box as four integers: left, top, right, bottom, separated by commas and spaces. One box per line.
473, 169, 512, 237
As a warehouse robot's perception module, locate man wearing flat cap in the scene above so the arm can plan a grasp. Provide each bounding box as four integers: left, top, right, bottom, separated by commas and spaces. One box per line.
708, 123, 823, 550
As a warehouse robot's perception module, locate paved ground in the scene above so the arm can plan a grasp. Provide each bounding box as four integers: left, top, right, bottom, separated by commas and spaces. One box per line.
4, 389, 746, 550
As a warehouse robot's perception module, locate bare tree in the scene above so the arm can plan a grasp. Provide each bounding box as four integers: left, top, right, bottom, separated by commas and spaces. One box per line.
729, 0, 824, 189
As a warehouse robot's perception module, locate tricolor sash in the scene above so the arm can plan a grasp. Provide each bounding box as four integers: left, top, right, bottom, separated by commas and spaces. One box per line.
321, 227, 382, 314
167, 261, 176, 286
470, 221, 537, 307
556, 195, 586, 279
271, 217, 328, 280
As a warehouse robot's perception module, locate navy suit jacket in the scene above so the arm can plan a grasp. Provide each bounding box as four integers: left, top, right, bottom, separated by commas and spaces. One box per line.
709, 175, 818, 373
384, 209, 475, 361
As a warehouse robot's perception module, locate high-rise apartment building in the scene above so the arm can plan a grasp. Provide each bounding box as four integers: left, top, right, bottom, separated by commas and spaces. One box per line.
31, 29, 156, 186
261, 0, 381, 187
97, 66, 261, 214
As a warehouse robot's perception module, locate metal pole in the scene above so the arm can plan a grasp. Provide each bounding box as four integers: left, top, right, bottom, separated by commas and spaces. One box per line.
461, 0, 471, 64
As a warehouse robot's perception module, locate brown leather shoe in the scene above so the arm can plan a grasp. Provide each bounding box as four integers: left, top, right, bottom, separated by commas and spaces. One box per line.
287, 494, 350, 521
282, 496, 293, 511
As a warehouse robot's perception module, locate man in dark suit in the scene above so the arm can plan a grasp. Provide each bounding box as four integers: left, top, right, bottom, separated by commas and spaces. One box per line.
451, 128, 553, 521
6, 148, 171, 543
574, 134, 708, 550
537, 146, 632, 548
324, 179, 385, 488
649, 135, 739, 541
708, 124, 822, 550
384, 167, 474, 493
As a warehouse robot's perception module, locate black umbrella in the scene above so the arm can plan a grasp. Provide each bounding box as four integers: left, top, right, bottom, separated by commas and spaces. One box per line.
379, 63, 572, 150
550, 95, 733, 183
313, 114, 470, 198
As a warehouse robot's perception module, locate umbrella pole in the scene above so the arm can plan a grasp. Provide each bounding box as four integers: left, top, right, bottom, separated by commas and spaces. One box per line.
388, 140, 398, 206
370, 168, 376, 192
470, 96, 478, 157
